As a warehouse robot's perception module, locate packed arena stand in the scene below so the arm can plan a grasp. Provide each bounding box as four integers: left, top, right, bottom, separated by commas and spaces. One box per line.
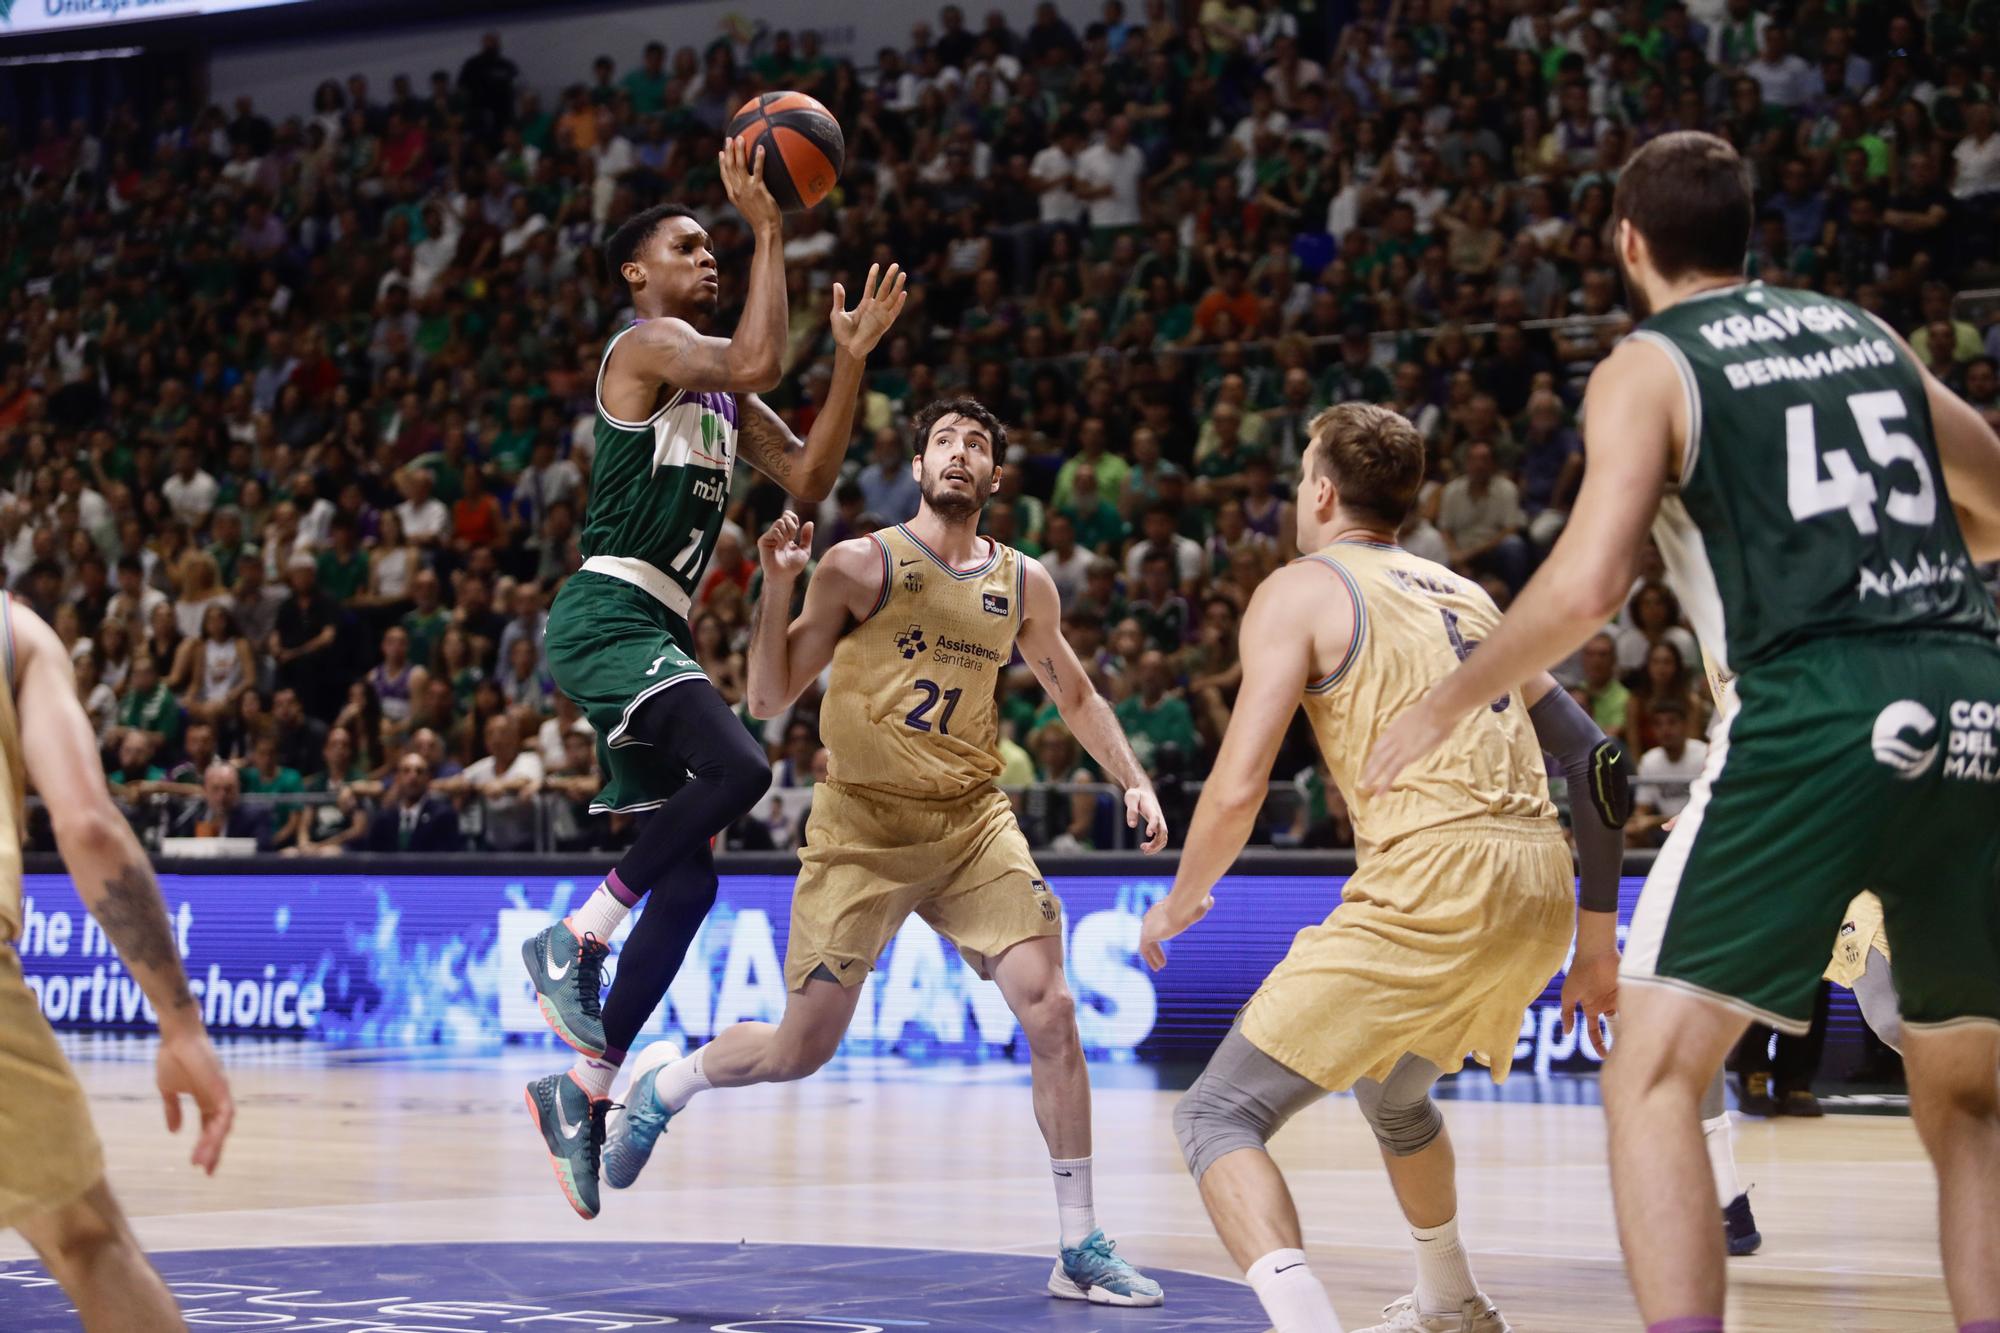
4, 0, 1999, 854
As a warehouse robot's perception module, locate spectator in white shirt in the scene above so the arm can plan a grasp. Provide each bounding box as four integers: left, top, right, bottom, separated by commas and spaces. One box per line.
1436, 441, 1531, 590
1954, 98, 2000, 202
1628, 701, 1709, 846
1029, 120, 1088, 228
441, 713, 545, 851
396, 469, 450, 547
160, 444, 220, 527
1744, 27, 1813, 109
1038, 513, 1096, 608
1074, 116, 1146, 234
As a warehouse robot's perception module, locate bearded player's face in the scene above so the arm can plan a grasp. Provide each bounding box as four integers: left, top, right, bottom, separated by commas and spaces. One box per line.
915, 415, 998, 520
626, 216, 719, 316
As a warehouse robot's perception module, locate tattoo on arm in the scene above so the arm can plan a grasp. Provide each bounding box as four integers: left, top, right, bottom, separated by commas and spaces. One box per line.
1039, 656, 1062, 694
91, 862, 195, 1012
736, 397, 800, 484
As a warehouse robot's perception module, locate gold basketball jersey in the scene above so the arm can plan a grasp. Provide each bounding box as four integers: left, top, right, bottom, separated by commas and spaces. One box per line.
0, 597, 25, 941
820, 525, 1025, 799
1298, 541, 1555, 854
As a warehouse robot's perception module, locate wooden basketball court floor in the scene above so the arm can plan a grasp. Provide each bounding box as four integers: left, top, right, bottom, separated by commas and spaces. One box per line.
0, 1038, 1949, 1331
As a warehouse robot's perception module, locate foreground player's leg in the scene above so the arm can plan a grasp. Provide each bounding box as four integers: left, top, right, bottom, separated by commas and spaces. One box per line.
1352, 1056, 1508, 1333
1176, 1027, 1341, 1331
603, 975, 861, 1188
988, 936, 1162, 1306
1902, 1021, 2000, 1327
1601, 983, 1747, 1331
16, 1180, 185, 1333
1699, 1066, 1761, 1256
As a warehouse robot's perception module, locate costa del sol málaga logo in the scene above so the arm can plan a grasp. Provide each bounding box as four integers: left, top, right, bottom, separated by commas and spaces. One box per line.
1870, 700, 1939, 778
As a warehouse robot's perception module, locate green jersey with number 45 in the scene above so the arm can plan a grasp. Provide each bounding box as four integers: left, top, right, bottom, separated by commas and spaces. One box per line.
1632, 281, 1999, 677
583, 321, 738, 598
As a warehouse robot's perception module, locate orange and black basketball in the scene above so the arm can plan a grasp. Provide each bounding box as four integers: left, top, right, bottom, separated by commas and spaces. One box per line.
727, 91, 844, 213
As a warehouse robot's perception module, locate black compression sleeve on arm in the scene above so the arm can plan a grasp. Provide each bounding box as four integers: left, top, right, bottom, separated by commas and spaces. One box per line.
1529, 687, 1632, 914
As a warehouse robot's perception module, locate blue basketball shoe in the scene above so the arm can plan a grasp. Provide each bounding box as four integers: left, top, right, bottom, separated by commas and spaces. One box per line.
603, 1041, 682, 1190
1048, 1229, 1164, 1306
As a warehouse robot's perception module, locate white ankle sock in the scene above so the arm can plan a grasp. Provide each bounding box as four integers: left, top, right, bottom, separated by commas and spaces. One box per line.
567, 884, 630, 944
1702, 1112, 1740, 1201
571, 1053, 620, 1099
1245, 1248, 1343, 1332
1410, 1215, 1480, 1315
654, 1048, 711, 1113
1049, 1156, 1097, 1248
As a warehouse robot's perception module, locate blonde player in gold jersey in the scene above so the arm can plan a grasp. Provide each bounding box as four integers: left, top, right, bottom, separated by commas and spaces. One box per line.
0, 596, 235, 1330
1141, 404, 1626, 1333
599, 398, 1172, 1306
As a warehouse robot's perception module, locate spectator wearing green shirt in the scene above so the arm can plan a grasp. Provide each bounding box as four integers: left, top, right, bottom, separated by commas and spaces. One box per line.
1058, 464, 1128, 555
1194, 407, 1266, 504
485, 393, 538, 482
401, 567, 451, 672
621, 43, 670, 117
1051, 416, 1131, 513
1114, 652, 1200, 770
1579, 633, 1631, 737
317, 514, 371, 605
205, 506, 258, 587
107, 732, 168, 802
116, 656, 182, 751
1129, 550, 1191, 651
240, 732, 308, 845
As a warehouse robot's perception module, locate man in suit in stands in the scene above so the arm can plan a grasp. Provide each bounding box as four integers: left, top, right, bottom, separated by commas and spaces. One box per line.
167, 763, 277, 850
363, 752, 461, 853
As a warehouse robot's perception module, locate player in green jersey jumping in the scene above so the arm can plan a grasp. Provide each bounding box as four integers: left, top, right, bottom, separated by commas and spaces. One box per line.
1364, 132, 2000, 1332
521, 136, 908, 1219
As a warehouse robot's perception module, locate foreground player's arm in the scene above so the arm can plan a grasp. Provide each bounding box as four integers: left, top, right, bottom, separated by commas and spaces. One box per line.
1017, 559, 1166, 852
613, 139, 788, 396
1362, 338, 1678, 794
1524, 672, 1631, 1057
745, 514, 879, 718
1140, 564, 1332, 969
12, 605, 234, 1173
736, 263, 909, 505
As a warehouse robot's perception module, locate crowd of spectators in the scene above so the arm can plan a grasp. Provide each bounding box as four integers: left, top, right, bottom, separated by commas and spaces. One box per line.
5, 0, 2000, 853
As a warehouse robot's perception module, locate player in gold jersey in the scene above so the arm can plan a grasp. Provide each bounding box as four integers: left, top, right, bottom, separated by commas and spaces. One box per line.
0, 597, 235, 1329
1141, 404, 1627, 1333
599, 398, 1172, 1306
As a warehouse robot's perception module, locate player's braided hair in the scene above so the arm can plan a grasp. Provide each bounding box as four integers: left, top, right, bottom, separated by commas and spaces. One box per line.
909, 397, 1008, 464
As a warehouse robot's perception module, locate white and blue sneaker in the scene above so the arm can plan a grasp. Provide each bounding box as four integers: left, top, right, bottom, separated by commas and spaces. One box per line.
1048, 1229, 1164, 1306
602, 1041, 682, 1190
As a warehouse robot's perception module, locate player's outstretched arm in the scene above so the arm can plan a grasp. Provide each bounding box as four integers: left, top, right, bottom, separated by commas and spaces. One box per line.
609, 138, 788, 397
736, 263, 910, 505
1017, 560, 1166, 853
1139, 565, 1323, 970
745, 516, 879, 718
11, 603, 235, 1173
1362, 338, 1678, 795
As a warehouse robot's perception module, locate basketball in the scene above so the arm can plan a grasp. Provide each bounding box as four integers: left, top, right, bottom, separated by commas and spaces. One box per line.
727, 91, 844, 212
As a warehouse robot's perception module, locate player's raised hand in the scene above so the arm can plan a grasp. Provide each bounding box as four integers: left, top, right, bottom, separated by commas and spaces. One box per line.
1559, 949, 1620, 1059
156, 1024, 235, 1174
1139, 890, 1212, 972
720, 136, 783, 236
1359, 692, 1455, 796
758, 511, 814, 583
830, 263, 909, 357
1126, 785, 1168, 854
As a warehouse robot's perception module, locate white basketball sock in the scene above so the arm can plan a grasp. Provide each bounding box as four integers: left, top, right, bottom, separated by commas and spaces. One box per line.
1410, 1215, 1481, 1315
1049, 1156, 1096, 1248
566, 883, 629, 943
571, 1053, 619, 1100
1245, 1248, 1343, 1332
654, 1048, 711, 1113
1703, 1112, 1741, 1201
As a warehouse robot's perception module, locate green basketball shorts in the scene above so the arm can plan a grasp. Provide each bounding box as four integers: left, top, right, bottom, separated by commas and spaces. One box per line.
545, 571, 707, 814
1621, 632, 2000, 1034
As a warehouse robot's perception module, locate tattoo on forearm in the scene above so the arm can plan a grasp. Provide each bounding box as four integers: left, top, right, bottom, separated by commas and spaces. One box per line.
1039, 656, 1061, 693
737, 403, 798, 482
91, 863, 195, 1012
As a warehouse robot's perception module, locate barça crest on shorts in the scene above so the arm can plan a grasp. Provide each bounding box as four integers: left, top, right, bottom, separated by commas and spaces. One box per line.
1031, 878, 1058, 922
895, 624, 928, 659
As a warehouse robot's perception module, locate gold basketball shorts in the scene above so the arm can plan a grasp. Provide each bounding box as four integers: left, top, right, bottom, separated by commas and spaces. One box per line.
785, 781, 1061, 992
1242, 816, 1575, 1091
0, 945, 105, 1227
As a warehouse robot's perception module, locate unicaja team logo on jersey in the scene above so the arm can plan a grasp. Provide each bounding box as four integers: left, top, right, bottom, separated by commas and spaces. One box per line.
1870, 700, 1939, 778
894, 625, 928, 659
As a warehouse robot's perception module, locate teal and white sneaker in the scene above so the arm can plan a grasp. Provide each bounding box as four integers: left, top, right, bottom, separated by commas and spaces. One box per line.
1048, 1229, 1164, 1306
524, 1072, 611, 1220
523, 921, 609, 1058
603, 1041, 682, 1190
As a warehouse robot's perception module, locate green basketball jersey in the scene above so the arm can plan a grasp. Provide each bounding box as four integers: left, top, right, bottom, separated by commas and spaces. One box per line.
582, 321, 739, 602
1631, 281, 1999, 677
